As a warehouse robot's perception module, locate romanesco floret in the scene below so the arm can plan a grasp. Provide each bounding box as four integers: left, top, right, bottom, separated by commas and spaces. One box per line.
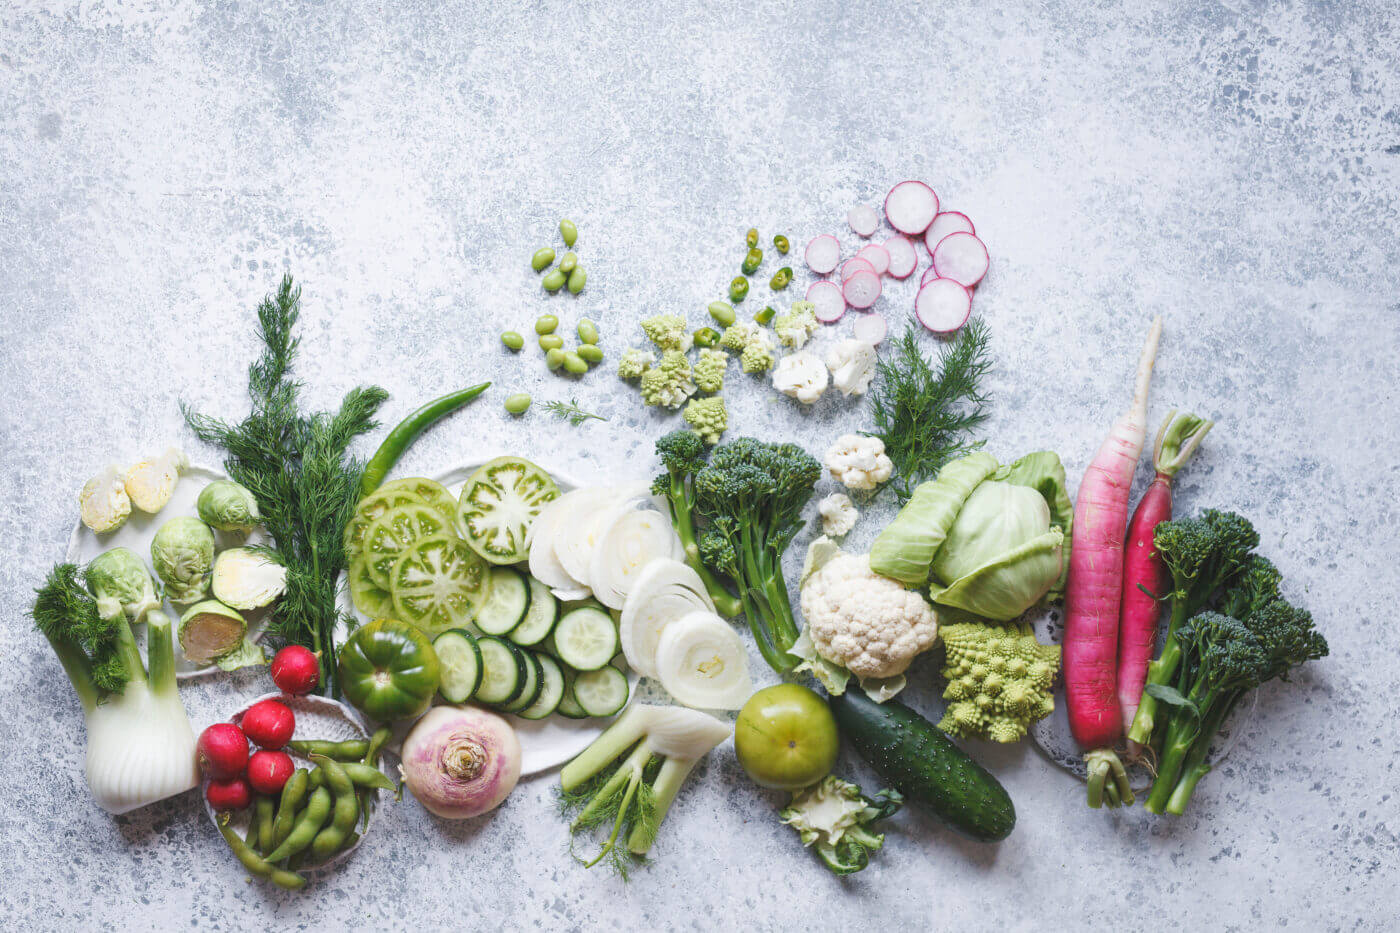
683, 396, 727, 445
719, 322, 760, 351
937, 622, 1061, 743
692, 348, 728, 394
640, 314, 693, 352
639, 349, 696, 408
774, 301, 819, 348
718, 321, 777, 372
617, 348, 656, 381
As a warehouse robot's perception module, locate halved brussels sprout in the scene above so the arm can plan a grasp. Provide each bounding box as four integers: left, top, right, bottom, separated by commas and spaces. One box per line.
125, 447, 188, 514
196, 480, 261, 534
178, 599, 247, 664
85, 547, 161, 623
79, 465, 132, 534
151, 516, 215, 604
211, 547, 288, 610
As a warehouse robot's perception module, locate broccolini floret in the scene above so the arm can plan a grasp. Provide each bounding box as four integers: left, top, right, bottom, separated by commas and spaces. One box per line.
650, 431, 742, 617
683, 396, 727, 445
773, 300, 819, 348
692, 348, 728, 394
638, 350, 695, 408
937, 622, 1060, 743
617, 348, 655, 381
640, 314, 693, 352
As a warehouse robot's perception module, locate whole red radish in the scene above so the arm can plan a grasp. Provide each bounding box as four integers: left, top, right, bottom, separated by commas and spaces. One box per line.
206, 776, 252, 810
241, 699, 295, 749
197, 723, 249, 779
1116, 410, 1212, 745
270, 645, 320, 696
247, 750, 295, 795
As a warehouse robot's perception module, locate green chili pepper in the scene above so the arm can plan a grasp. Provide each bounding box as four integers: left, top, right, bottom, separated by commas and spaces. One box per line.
504, 393, 532, 415
567, 268, 586, 294
542, 269, 567, 292
358, 726, 392, 831
531, 248, 556, 272
742, 248, 763, 275
218, 815, 307, 890
577, 319, 599, 344
262, 786, 332, 863
500, 331, 525, 351
558, 251, 578, 274
729, 277, 749, 303
272, 769, 310, 850
559, 218, 578, 247
308, 755, 359, 861
755, 305, 776, 325
693, 327, 720, 348
288, 739, 370, 761
708, 302, 736, 326
769, 266, 792, 290
576, 344, 604, 364
360, 385, 490, 496
746, 227, 759, 248
773, 234, 790, 255
538, 334, 564, 351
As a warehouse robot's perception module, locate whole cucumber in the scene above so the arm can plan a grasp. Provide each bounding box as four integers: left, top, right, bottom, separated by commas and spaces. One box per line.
828, 691, 1015, 842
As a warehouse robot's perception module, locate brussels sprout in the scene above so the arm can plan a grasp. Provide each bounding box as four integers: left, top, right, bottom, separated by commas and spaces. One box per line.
79, 464, 132, 534
178, 600, 247, 664
85, 547, 161, 624
211, 547, 287, 611
124, 447, 188, 514
196, 480, 261, 534
151, 516, 215, 604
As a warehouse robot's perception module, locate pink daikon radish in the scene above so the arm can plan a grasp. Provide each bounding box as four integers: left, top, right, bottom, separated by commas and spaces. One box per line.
804, 235, 841, 275
847, 205, 879, 237
851, 312, 888, 345
883, 181, 939, 235
914, 279, 971, 333
842, 270, 882, 309
840, 257, 876, 282
855, 244, 890, 275
882, 237, 918, 278
931, 232, 989, 287
924, 211, 975, 254
807, 281, 846, 322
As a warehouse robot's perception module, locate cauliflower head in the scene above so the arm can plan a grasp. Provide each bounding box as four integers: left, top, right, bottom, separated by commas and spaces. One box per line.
772, 351, 829, 404
683, 396, 727, 445
800, 552, 937, 680
692, 348, 728, 394
774, 301, 819, 348
640, 314, 694, 352
617, 348, 655, 381
817, 492, 858, 537
937, 621, 1061, 743
639, 349, 696, 408
824, 434, 893, 490
825, 339, 878, 397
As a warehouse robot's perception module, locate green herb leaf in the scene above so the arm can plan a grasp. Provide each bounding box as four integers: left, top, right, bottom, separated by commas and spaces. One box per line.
543, 398, 607, 426
1144, 684, 1199, 719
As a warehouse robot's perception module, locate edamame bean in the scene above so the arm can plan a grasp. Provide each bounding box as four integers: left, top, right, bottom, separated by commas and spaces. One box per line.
531, 248, 556, 272
504, 393, 532, 415
288, 739, 369, 761
746, 227, 759, 248
358, 727, 392, 831
755, 305, 776, 325
708, 301, 736, 326
538, 334, 564, 351
545, 348, 566, 369
542, 269, 567, 292
577, 318, 599, 344
773, 234, 790, 254
218, 816, 307, 890
576, 344, 604, 364
534, 314, 559, 335
558, 251, 578, 274
742, 247, 763, 275
562, 351, 588, 374
567, 267, 586, 294
729, 276, 749, 303
769, 266, 792, 290
559, 218, 578, 247
693, 327, 720, 348
309, 756, 359, 861
500, 330, 525, 351
272, 769, 310, 850
255, 795, 276, 854
262, 786, 332, 863
338, 761, 398, 791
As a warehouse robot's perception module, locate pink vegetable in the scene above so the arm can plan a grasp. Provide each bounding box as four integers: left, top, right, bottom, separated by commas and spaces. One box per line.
402, 705, 521, 819
884, 180, 939, 234
852, 312, 888, 345
882, 236, 918, 278
920, 265, 941, 287
924, 211, 975, 254
913, 278, 971, 333
1063, 317, 1162, 809
842, 269, 882, 309
804, 235, 841, 275
197, 723, 249, 780
840, 257, 876, 282
847, 204, 879, 237
855, 244, 890, 275
931, 232, 989, 287
806, 281, 846, 322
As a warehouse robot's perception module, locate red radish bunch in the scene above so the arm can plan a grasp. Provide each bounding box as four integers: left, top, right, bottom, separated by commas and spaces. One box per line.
247, 749, 296, 795
241, 699, 296, 750
270, 645, 320, 695
197, 723, 249, 780
205, 776, 252, 811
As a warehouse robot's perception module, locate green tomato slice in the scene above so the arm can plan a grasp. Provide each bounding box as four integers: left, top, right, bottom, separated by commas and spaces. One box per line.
344, 485, 426, 563
362, 503, 455, 590
390, 535, 491, 638
376, 477, 457, 525
456, 456, 560, 565
348, 555, 395, 618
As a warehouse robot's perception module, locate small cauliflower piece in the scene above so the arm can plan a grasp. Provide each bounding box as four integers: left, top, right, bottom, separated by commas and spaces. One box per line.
817, 493, 858, 537
772, 351, 828, 404
124, 447, 188, 513
825, 339, 878, 397
692, 348, 728, 394
617, 348, 655, 381
79, 465, 132, 534
823, 434, 893, 490
938, 621, 1061, 742
800, 551, 937, 681
639, 349, 696, 408
640, 314, 694, 352
774, 301, 819, 348
683, 396, 727, 445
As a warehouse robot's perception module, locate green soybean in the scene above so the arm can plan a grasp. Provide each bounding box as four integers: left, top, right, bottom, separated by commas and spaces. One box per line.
729, 277, 749, 303
567, 267, 586, 294
272, 769, 310, 850
708, 301, 736, 326
538, 334, 564, 351
558, 251, 578, 274
773, 234, 790, 255
263, 786, 332, 863
358, 727, 392, 831
770, 266, 793, 290
309, 756, 359, 861
559, 218, 578, 247
746, 227, 759, 248
576, 344, 604, 364
742, 248, 763, 275
531, 247, 556, 272
218, 816, 306, 890
501, 331, 525, 351
693, 327, 720, 348
504, 393, 532, 415
755, 305, 777, 325
542, 269, 567, 292
255, 795, 276, 854
562, 351, 588, 374
534, 314, 559, 335
338, 761, 398, 791
577, 318, 599, 344
288, 739, 369, 761
545, 348, 566, 370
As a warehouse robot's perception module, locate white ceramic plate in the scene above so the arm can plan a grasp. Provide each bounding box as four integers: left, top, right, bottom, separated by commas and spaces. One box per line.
65, 464, 272, 678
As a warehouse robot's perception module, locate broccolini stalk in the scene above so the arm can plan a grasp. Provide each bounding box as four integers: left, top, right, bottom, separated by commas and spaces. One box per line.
652, 431, 742, 617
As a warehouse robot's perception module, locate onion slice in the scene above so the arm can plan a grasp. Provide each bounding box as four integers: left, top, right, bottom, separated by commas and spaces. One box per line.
588, 506, 684, 610
554, 483, 649, 592
655, 611, 753, 711
619, 558, 714, 678
527, 489, 589, 597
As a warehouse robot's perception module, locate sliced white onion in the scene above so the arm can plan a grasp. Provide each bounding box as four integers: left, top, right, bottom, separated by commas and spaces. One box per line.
655, 611, 753, 711
619, 558, 714, 678
527, 489, 589, 595
588, 506, 684, 610
554, 483, 649, 591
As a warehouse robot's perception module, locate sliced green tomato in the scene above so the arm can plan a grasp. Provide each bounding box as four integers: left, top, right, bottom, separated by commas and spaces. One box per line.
376, 477, 456, 525
345, 485, 427, 562
456, 456, 560, 565
433, 629, 483, 703
348, 556, 395, 618
572, 666, 629, 717
390, 535, 490, 638
363, 503, 455, 589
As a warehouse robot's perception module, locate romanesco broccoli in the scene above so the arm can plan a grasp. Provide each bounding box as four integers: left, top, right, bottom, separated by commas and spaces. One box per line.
719, 321, 760, 351
692, 348, 728, 394
683, 396, 727, 445
774, 301, 819, 348
617, 348, 655, 381
937, 621, 1061, 743
640, 314, 693, 352
719, 322, 778, 373
639, 349, 696, 408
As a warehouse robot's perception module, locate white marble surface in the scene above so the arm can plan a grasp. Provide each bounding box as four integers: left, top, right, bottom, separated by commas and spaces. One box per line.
2, 1, 1397, 930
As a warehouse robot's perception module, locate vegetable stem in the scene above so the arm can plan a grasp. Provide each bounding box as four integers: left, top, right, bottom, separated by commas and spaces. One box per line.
43, 633, 99, 712
145, 613, 177, 694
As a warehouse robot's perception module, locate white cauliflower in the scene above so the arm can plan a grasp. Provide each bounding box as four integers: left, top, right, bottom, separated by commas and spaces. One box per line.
79, 464, 132, 534
772, 351, 828, 404
823, 434, 893, 490
825, 339, 878, 397
800, 551, 937, 681
125, 447, 188, 513
817, 493, 858, 537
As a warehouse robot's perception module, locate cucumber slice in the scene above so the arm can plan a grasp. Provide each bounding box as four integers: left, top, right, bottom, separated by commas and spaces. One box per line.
348, 555, 395, 618
473, 567, 530, 635
376, 477, 456, 525
553, 607, 619, 671
555, 678, 589, 719
508, 576, 559, 646
474, 635, 525, 705
518, 654, 565, 720
456, 456, 560, 565
572, 666, 629, 717
389, 535, 491, 638
345, 485, 426, 563
433, 629, 483, 703
363, 503, 455, 589
499, 652, 542, 713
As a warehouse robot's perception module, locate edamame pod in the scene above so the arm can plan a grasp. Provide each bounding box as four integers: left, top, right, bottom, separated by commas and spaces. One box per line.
255, 795, 276, 854
577, 319, 599, 344
309, 756, 359, 861
504, 393, 532, 415
339, 761, 398, 791
742, 248, 763, 275
708, 302, 736, 326
559, 252, 578, 274
567, 268, 586, 294
358, 726, 392, 831
272, 769, 310, 850
538, 334, 564, 351
262, 786, 332, 863
559, 218, 578, 247
562, 351, 588, 375
288, 739, 369, 761
729, 277, 749, 303
542, 269, 567, 292
576, 344, 604, 364
546, 348, 566, 370
218, 816, 306, 890
531, 248, 556, 272
501, 331, 525, 351
773, 234, 790, 254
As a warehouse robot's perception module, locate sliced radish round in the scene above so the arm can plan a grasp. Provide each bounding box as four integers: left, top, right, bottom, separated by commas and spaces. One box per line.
842, 270, 882, 310
884, 181, 939, 235
920, 265, 940, 287
847, 205, 879, 238
923, 211, 975, 255
882, 237, 917, 279
931, 232, 989, 287
852, 312, 888, 345
806, 281, 846, 323
915, 278, 972, 334
804, 235, 841, 275
839, 257, 876, 282
855, 244, 890, 276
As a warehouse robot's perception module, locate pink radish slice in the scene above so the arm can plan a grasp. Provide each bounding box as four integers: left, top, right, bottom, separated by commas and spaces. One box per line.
883, 181, 939, 235
842, 270, 882, 309
847, 205, 879, 238
920, 265, 940, 287
915, 278, 972, 333
882, 237, 917, 278
804, 235, 841, 275
931, 232, 989, 287
852, 312, 888, 345
840, 257, 877, 282
807, 281, 846, 322
923, 211, 975, 254
855, 244, 890, 275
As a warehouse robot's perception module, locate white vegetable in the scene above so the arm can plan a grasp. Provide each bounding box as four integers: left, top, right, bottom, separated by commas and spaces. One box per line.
588, 505, 685, 610
124, 447, 188, 514
772, 351, 829, 404
554, 484, 649, 593
655, 611, 753, 710
817, 493, 859, 537
527, 489, 590, 598
211, 547, 287, 610
79, 464, 132, 534
825, 339, 879, 397
619, 558, 714, 678
823, 434, 893, 491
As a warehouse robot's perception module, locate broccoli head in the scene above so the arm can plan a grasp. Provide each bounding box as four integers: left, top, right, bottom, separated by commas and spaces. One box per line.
938, 622, 1061, 742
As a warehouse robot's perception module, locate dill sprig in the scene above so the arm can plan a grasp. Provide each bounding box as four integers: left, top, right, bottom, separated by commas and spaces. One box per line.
183, 275, 388, 696
543, 398, 607, 426
867, 317, 993, 502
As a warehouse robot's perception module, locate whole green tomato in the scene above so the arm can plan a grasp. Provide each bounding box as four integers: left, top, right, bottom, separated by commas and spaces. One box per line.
338, 618, 440, 722
734, 684, 839, 790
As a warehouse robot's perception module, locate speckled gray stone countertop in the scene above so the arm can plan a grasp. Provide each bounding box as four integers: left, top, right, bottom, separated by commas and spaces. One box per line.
1, 1, 1397, 930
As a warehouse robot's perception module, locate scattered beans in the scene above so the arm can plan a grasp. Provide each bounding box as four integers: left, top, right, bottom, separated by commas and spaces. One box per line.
534, 314, 559, 335
567, 268, 586, 294
773, 234, 790, 254
504, 393, 532, 415
708, 301, 736, 326
559, 252, 578, 274
559, 218, 578, 247
576, 344, 604, 364
562, 351, 588, 374
501, 331, 525, 351
531, 248, 556, 272
542, 269, 567, 292
288, 739, 368, 761
577, 318, 599, 344
218, 816, 306, 890
308, 755, 359, 861
538, 334, 564, 351
546, 348, 566, 370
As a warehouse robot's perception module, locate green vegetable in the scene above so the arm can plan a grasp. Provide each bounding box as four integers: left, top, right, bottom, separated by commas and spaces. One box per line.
178, 600, 247, 665
719, 322, 777, 373
546, 348, 566, 370
543, 269, 567, 292
650, 430, 742, 617
772, 234, 789, 254
263, 786, 331, 862
692, 327, 720, 348
504, 393, 532, 415
254, 795, 275, 853
559, 218, 578, 247
938, 622, 1060, 742
640, 314, 692, 352
217, 814, 306, 890
85, 548, 159, 624
576, 344, 604, 364
745, 227, 759, 248
456, 455, 560, 564
196, 480, 262, 533
535, 314, 560, 335
773, 301, 818, 348
308, 755, 359, 860
537, 334, 563, 351
829, 690, 1015, 842
869, 449, 1073, 621
389, 535, 490, 636
867, 318, 993, 502
769, 267, 792, 290
501, 331, 525, 350
359, 384, 489, 497
577, 319, 599, 344
707, 302, 736, 327
616, 349, 655, 381
563, 351, 588, 374
754, 305, 776, 325
568, 268, 586, 294
559, 251, 578, 274
338, 618, 441, 722
742, 248, 763, 275
288, 739, 369, 760
211, 547, 287, 611
779, 776, 903, 876
150, 516, 215, 604
682, 397, 727, 445
639, 349, 695, 408
531, 248, 556, 272
728, 277, 749, 303
272, 769, 310, 850
692, 348, 728, 394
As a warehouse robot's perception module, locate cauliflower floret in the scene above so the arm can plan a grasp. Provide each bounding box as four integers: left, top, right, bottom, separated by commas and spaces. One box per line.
683, 396, 727, 445
825, 339, 878, 397
721, 322, 778, 373
124, 447, 188, 513
817, 493, 858, 537
937, 622, 1061, 742
79, 464, 132, 534
774, 301, 819, 348
639, 349, 696, 408
800, 552, 937, 681
617, 348, 655, 381
640, 314, 694, 352
823, 434, 893, 490
772, 351, 828, 404
692, 348, 728, 394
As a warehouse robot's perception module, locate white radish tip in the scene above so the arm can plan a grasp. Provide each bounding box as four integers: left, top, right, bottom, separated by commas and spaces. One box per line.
842, 270, 882, 310
884, 180, 939, 235
923, 211, 976, 254
855, 244, 890, 276
847, 205, 880, 238
806, 281, 847, 322
804, 235, 841, 275
915, 278, 972, 333
931, 232, 989, 288
882, 237, 918, 279
840, 257, 876, 282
